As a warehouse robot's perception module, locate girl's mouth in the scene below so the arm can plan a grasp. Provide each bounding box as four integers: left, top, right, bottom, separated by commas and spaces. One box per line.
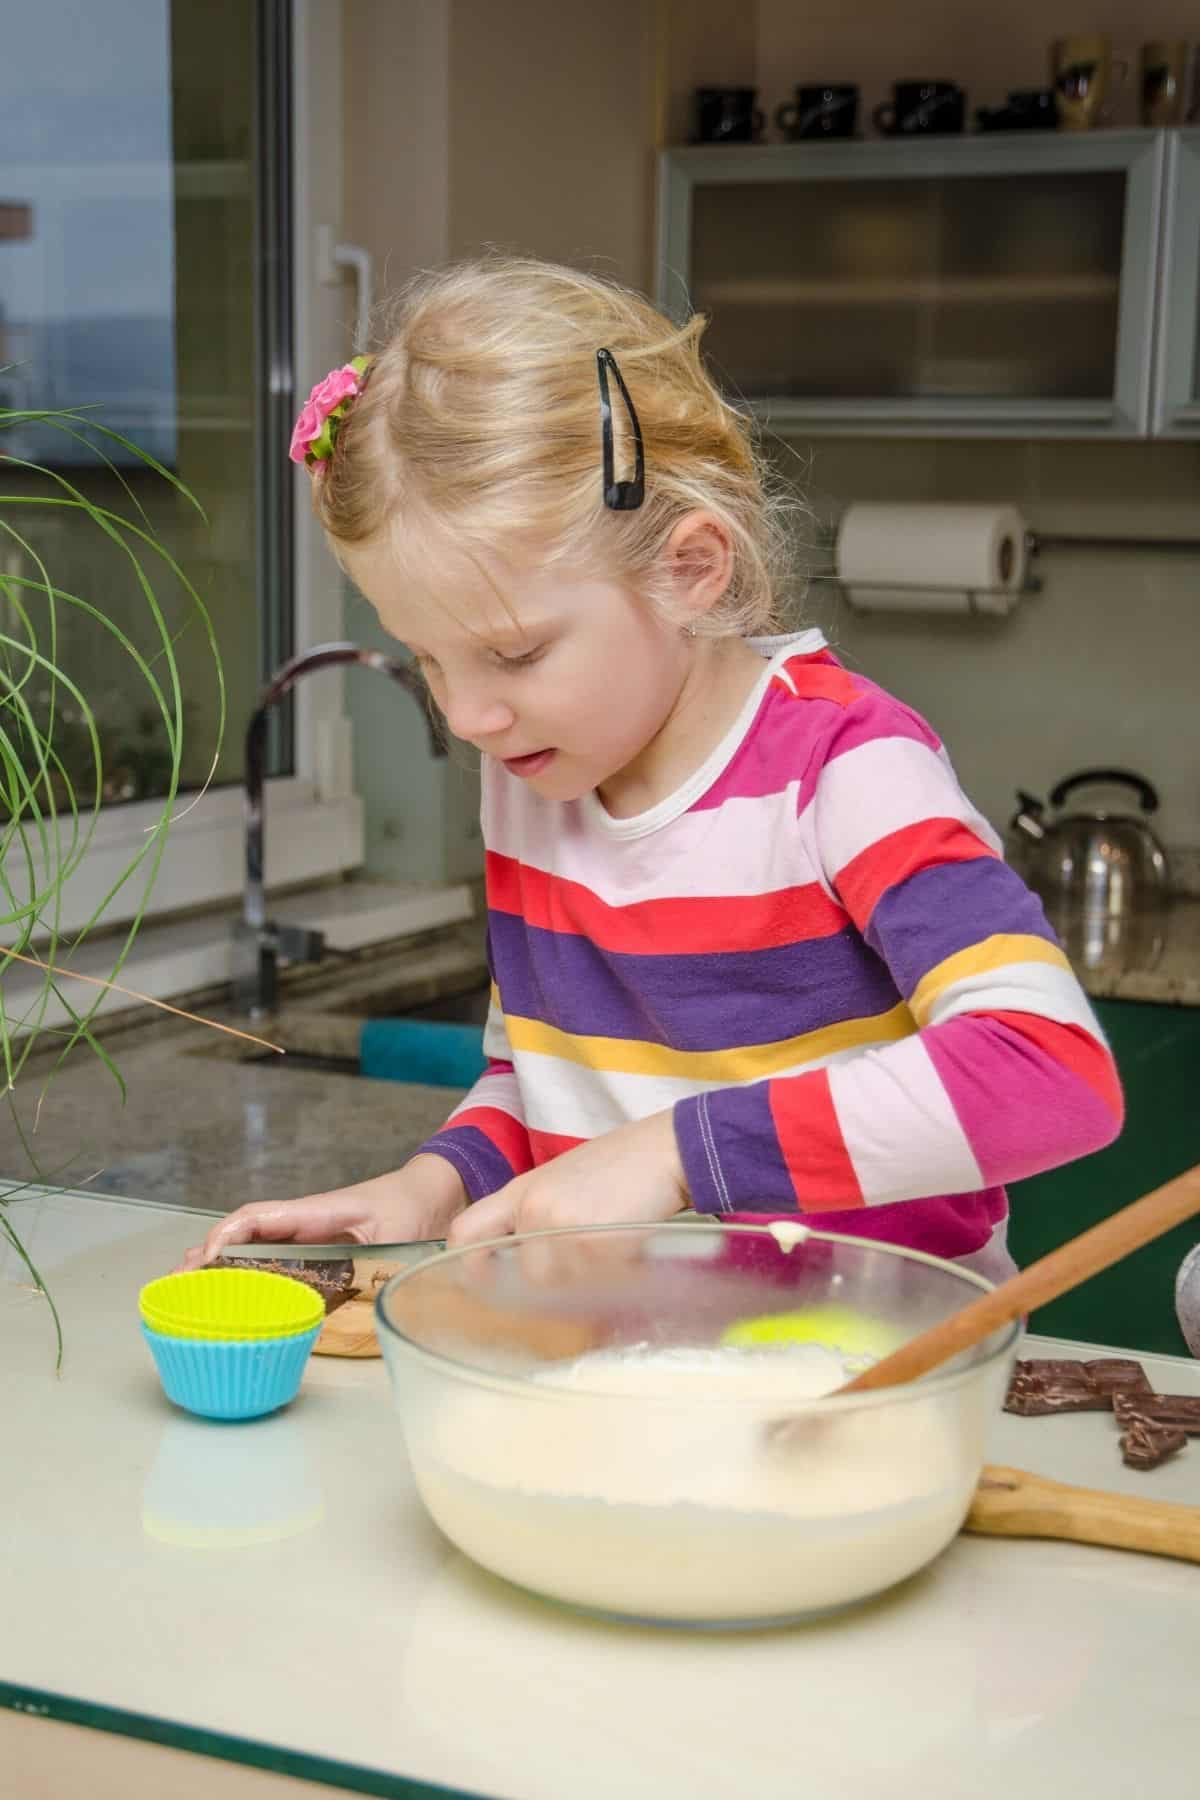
502, 750, 556, 778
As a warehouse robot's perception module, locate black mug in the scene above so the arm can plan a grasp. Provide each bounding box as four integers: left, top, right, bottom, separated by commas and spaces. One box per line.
975, 87, 1058, 131
776, 83, 859, 140
693, 87, 766, 144
873, 80, 966, 136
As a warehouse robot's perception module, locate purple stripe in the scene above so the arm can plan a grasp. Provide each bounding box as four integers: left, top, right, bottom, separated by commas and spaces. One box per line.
675, 1084, 799, 1214
866, 856, 1059, 999
489, 909, 901, 1052
416, 1125, 516, 1201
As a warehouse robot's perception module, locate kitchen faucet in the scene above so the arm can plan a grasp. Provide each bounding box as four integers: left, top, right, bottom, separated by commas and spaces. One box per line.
231, 641, 446, 1017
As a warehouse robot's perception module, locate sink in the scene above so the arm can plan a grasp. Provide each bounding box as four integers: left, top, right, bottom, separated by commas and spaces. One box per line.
380, 984, 491, 1027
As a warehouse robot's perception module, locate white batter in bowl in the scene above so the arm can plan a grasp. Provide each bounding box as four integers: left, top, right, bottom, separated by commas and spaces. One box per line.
377, 1223, 1017, 1626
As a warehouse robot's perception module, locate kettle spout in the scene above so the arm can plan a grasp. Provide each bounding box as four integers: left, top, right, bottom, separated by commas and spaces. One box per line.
1010, 789, 1047, 842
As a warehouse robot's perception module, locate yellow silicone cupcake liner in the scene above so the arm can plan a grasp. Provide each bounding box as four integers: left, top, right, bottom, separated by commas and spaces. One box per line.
139, 1268, 324, 1342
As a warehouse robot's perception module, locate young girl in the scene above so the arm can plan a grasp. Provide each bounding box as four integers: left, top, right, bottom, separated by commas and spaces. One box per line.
188, 257, 1122, 1281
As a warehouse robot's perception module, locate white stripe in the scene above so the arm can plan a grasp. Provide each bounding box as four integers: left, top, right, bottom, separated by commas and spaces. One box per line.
514, 1039, 906, 1140
485, 771, 821, 904
829, 1034, 984, 1207
812, 736, 1001, 879
482, 1004, 512, 1061
445, 1065, 525, 1125
925, 961, 1107, 1036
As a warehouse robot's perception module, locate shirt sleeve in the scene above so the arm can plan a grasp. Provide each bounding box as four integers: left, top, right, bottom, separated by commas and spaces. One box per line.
413, 983, 535, 1202
674, 700, 1124, 1217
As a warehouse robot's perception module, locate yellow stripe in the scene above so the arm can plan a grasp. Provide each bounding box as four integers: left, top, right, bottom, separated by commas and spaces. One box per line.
503, 1001, 916, 1082
911, 934, 1071, 1027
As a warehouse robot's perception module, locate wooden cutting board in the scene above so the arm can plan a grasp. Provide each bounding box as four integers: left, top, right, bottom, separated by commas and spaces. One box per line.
312, 1258, 401, 1358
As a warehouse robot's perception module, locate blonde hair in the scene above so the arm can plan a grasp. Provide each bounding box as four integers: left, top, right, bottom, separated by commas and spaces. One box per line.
314, 256, 796, 636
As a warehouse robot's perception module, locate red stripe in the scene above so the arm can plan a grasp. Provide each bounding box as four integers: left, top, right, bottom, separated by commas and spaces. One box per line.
447, 1106, 535, 1175
767, 1068, 865, 1211
835, 818, 998, 928
528, 1126, 586, 1165
987, 1011, 1124, 1121
486, 851, 847, 953
777, 658, 861, 708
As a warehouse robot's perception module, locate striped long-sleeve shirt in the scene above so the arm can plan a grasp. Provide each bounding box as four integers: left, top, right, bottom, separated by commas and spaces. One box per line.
417, 631, 1124, 1276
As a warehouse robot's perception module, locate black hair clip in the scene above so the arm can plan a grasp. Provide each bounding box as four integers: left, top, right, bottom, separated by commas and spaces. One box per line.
596, 348, 645, 511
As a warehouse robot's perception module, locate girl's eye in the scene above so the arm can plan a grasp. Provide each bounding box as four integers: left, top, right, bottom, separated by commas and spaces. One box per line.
493, 645, 545, 670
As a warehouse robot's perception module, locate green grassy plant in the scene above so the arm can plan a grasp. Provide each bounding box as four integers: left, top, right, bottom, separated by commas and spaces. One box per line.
0, 400, 226, 1363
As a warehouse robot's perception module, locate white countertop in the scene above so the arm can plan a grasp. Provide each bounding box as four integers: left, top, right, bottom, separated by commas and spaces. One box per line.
4, 1186, 1199, 1800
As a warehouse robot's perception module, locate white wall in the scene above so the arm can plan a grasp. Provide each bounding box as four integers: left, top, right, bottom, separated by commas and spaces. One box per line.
789, 436, 1200, 848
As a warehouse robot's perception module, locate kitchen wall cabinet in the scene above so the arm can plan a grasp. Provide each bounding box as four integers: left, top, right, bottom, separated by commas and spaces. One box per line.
1152, 129, 1200, 436
657, 131, 1182, 439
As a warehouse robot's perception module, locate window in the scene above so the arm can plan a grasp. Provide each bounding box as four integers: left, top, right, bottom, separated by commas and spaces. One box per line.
1, 0, 362, 943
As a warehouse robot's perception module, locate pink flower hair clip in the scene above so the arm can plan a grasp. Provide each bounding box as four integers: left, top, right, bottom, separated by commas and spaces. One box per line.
288, 354, 371, 472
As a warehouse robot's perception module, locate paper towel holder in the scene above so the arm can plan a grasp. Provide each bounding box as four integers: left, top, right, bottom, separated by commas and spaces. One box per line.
813, 526, 1043, 613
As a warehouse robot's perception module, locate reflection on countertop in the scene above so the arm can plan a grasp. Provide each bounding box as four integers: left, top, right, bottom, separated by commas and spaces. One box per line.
0, 922, 488, 1215
1062, 897, 1200, 1007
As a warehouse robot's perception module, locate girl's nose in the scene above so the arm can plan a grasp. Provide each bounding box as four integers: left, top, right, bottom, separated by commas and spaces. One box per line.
440, 682, 515, 745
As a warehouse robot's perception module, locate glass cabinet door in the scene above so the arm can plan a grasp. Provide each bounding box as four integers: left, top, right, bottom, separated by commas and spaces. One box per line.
1152, 130, 1200, 436
658, 134, 1165, 437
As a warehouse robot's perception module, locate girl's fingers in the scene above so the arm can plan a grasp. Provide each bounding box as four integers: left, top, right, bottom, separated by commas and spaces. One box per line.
446, 1187, 517, 1248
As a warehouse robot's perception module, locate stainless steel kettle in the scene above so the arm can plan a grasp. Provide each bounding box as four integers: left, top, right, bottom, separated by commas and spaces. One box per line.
1009, 768, 1171, 920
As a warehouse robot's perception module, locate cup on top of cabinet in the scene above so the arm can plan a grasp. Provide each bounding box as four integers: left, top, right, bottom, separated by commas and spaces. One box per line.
873, 80, 965, 136
776, 83, 859, 140
1140, 41, 1189, 126
1050, 35, 1128, 130
693, 87, 766, 144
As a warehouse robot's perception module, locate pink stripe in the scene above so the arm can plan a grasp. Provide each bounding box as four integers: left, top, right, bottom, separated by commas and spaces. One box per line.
698, 676, 946, 815
925, 1014, 1123, 1188
692, 678, 837, 811
723, 1190, 1006, 1262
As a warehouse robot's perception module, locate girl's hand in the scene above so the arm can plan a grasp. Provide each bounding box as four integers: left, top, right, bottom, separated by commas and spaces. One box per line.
179, 1156, 468, 1268
446, 1111, 689, 1248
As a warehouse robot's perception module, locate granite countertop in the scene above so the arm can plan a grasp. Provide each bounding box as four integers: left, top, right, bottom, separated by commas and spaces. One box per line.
0, 922, 488, 1215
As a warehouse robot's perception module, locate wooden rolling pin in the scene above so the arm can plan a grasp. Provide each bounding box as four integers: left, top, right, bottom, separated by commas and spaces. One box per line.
965, 1465, 1200, 1564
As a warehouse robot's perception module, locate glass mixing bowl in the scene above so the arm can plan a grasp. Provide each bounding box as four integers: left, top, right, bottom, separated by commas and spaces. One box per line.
376, 1221, 1019, 1629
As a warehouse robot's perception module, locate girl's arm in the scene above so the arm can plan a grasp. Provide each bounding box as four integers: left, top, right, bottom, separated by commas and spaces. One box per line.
674, 701, 1124, 1217
412, 988, 535, 1199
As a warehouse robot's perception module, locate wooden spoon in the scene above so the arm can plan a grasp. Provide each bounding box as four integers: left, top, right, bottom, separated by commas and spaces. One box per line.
838, 1161, 1200, 1397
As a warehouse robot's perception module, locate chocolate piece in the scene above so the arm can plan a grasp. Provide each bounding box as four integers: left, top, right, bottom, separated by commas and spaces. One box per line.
1003, 1355, 1153, 1417
1120, 1415, 1188, 1471
211, 1256, 358, 1314
1113, 1391, 1200, 1435
1004, 1359, 1109, 1416
1082, 1357, 1152, 1397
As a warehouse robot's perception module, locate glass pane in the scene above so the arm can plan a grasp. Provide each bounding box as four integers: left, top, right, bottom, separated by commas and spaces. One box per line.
0, 0, 289, 808
691, 169, 1125, 404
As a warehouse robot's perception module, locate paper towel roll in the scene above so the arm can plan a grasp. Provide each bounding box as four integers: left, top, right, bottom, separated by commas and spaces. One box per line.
835, 503, 1028, 616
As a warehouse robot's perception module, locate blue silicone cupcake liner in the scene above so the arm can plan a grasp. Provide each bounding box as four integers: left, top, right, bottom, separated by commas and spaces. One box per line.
141, 1321, 322, 1420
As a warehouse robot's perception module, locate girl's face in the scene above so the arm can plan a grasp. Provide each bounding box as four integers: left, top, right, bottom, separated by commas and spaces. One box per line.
344, 539, 698, 811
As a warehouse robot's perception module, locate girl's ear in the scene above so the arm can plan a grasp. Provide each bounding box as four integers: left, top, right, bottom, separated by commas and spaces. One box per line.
664, 511, 734, 627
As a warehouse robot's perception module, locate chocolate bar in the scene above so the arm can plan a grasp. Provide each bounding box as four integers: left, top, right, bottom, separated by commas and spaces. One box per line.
212, 1256, 358, 1313
1082, 1358, 1153, 1397
1120, 1415, 1188, 1471
1113, 1391, 1200, 1435
1004, 1359, 1110, 1415
1003, 1356, 1153, 1417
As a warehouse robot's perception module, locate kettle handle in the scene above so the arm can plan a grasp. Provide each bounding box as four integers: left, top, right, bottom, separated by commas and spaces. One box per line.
1049, 769, 1160, 815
